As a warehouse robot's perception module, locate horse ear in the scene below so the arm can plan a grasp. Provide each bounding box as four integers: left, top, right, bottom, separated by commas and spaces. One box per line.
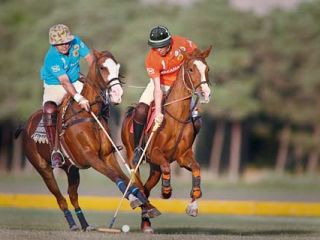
200, 45, 213, 58
92, 48, 101, 59
181, 49, 193, 60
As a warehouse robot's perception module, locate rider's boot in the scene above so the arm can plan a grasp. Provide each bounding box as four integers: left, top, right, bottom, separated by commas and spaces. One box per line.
132, 102, 149, 165
43, 101, 64, 168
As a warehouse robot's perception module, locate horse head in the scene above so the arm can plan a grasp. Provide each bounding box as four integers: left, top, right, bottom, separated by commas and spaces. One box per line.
182, 46, 212, 104
87, 49, 123, 104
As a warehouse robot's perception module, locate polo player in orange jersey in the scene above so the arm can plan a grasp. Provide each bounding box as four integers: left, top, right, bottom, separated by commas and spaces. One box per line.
132, 26, 211, 164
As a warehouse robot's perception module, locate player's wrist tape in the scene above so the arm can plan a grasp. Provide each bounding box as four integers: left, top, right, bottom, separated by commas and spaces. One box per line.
73, 93, 83, 103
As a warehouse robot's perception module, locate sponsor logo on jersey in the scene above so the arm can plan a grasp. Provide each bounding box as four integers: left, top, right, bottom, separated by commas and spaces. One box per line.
160, 63, 183, 75
51, 65, 60, 72
147, 67, 155, 74
73, 44, 79, 57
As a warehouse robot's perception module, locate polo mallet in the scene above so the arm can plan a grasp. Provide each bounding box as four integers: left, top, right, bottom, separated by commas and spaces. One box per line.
90, 111, 132, 175
108, 121, 160, 229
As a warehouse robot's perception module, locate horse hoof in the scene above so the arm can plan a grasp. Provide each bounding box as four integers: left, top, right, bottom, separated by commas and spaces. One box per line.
83, 225, 95, 231
130, 198, 143, 209
142, 226, 154, 234
161, 187, 172, 199
70, 225, 80, 231
186, 201, 199, 217
141, 219, 154, 233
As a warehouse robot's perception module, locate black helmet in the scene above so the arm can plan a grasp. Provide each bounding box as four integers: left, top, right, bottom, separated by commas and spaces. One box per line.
148, 26, 172, 48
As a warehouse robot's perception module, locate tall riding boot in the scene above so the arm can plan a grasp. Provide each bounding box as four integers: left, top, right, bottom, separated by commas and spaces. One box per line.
43, 101, 64, 168
132, 102, 149, 165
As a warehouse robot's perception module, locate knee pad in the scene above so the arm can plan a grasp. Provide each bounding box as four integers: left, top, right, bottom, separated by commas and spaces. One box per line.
134, 102, 149, 124
43, 101, 58, 126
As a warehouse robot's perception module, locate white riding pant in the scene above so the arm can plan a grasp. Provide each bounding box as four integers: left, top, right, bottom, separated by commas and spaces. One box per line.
139, 79, 170, 105
42, 81, 83, 105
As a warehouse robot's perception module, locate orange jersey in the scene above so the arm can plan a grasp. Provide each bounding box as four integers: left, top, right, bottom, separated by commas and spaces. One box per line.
145, 36, 197, 86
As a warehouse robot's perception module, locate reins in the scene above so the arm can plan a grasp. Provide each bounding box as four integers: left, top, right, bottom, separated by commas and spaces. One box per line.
163, 62, 205, 124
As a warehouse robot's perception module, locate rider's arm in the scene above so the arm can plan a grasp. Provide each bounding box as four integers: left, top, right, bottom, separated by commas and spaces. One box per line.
58, 74, 90, 111
152, 76, 163, 117
84, 53, 94, 66
58, 74, 78, 97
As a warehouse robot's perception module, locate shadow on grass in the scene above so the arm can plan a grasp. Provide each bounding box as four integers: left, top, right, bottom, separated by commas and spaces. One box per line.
155, 227, 315, 236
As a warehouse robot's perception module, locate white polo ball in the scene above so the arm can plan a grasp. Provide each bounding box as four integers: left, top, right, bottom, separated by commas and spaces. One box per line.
121, 224, 130, 233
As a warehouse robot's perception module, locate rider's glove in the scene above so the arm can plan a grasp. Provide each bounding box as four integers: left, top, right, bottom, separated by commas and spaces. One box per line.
74, 93, 90, 112
153, 113, 164, 131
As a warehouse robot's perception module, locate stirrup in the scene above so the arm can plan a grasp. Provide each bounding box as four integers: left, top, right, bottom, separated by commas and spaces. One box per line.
51, 149, 65, 168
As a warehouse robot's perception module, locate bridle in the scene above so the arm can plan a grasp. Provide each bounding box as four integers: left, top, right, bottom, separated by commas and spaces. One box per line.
181, 58, 209, 93
92, 55, 124, 104
163, 57, 209, 124
62, 54, 124, 124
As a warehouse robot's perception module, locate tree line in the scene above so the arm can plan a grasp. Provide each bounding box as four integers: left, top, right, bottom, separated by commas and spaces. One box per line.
0, 0, 319, 178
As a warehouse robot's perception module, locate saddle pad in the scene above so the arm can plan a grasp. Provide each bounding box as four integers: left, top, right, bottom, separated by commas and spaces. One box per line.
31, 118, 49, 144
130, 106, 156, 134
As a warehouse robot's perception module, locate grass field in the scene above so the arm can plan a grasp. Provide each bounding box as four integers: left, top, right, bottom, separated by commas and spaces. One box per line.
1, 169, 320, 239
0, 208, 320, 240
1, 168, 320, 201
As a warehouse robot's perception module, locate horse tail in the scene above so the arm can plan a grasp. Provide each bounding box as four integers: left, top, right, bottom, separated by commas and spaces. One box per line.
14, 124, 25, 139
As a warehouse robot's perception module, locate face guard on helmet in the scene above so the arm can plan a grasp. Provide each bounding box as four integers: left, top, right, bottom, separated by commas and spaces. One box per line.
49, 24, 74, 45
148, 26, 172, 48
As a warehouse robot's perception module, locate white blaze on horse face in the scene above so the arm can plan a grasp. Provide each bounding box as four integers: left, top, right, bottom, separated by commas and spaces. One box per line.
194, 60, 211, 104
102, 58, 123, 104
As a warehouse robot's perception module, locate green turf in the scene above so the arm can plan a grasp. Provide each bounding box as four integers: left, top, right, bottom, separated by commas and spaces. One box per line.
0, 208, 319, 240
1, 168, 320, 202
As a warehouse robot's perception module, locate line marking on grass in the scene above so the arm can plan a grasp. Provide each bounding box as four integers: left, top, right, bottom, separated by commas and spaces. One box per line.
0, 193, 319, 217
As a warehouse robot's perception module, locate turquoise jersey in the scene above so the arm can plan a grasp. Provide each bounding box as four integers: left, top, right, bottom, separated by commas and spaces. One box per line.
40, 35, 90, 85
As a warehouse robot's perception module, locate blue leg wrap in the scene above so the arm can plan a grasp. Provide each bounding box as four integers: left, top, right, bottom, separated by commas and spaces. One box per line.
75, 208, 89, 230
64, 210, 76, 228
116, 179, 129, 198
129, 186, 148, 204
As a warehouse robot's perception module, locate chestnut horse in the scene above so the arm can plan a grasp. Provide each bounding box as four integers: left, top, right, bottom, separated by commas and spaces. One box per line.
15, 49, 160, 231
121, 47, 212, 232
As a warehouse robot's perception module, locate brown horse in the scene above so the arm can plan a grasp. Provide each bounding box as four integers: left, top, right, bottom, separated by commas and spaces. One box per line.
15, 49, 160, 231
121, 47, 212, 232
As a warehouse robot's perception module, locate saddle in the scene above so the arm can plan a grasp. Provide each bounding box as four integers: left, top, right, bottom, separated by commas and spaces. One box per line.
130, 102, 156, 135
31, 96, 77, 168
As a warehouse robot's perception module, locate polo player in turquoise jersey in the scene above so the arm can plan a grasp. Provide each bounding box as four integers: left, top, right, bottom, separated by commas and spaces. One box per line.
40, 24, 93, 168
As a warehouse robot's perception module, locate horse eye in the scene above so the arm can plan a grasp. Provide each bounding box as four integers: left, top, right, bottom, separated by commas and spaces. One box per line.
189, 68, 193, 72
100, 66, 104, 70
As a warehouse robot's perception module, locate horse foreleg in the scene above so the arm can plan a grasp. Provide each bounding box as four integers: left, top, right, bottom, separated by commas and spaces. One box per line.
143, 163, 161, 198
64, 165, 93, 231
139, 164, 161, 234
150, 148, 172, 199
177, 149, 202, 217
35, 163, 79, 230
